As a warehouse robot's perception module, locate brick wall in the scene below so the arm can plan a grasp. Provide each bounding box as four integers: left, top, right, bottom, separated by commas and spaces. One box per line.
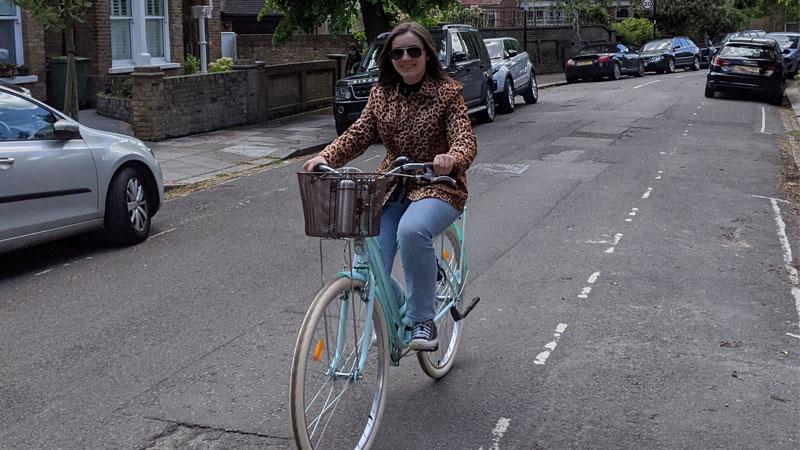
237, 34, 357, 65
96, 92, 132, 121
20, 10, 46, 100
130, 60, 336, 140
479, 25, 614, 74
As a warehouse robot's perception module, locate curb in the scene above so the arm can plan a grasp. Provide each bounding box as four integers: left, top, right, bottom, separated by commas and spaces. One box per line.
783, 79, 800, 174
539, 81, 567, 89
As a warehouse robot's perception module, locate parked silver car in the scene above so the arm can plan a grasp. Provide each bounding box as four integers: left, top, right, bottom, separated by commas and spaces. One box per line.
0, 85, 164, 253
484, 37, 538, 113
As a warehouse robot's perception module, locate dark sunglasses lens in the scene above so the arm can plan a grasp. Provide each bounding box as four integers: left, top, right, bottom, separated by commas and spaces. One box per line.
407, 47, 423, 58
390, 49, 405, 60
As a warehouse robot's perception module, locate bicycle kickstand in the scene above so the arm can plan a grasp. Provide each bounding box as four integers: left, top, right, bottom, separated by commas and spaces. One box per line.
450, 297, 480, 322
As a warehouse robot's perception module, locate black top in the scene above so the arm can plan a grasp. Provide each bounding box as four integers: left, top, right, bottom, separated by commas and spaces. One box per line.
399, 79, 424, 97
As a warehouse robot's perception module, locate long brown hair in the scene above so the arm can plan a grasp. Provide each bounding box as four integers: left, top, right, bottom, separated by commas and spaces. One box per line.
378, 22, 453, 87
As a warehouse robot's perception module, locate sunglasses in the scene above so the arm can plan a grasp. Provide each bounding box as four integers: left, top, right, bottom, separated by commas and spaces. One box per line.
389, 46, 424, 60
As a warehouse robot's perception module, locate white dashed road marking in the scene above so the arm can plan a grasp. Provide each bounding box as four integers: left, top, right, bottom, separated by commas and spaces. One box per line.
478, 417, 511, 450
151, 227, 177, 239
642, 187, 653, 199
761, 107, 766, 134
634, 79, 662, 89
534, 324, 568, 365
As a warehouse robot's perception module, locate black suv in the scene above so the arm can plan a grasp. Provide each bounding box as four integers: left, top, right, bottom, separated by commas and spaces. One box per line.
639, 36, 701, 73
334, 24, 495, 135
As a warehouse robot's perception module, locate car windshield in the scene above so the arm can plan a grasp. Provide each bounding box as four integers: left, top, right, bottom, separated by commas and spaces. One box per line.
719, 44, 778, 60
642, 39, 672, 51
578, 44, 617, 55
432, 31, 446, 65
357, 41, 383, 73
485, 40, 504, 59
767, 34, 800, 49
713, 33, 732, 45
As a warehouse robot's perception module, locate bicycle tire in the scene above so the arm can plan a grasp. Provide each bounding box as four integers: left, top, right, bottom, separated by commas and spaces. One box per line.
418, 226, 464, 379
290, 277, 389, 450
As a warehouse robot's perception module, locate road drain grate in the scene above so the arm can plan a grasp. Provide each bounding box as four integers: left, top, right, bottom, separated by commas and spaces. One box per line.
469, 163, 530, 175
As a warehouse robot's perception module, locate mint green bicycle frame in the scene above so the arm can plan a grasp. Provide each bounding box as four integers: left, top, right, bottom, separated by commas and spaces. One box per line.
329, 209, 468, 375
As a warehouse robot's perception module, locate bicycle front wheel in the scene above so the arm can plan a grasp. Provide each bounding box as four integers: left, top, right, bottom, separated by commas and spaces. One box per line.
418, 226, 464, 379
290, 277, 389, 450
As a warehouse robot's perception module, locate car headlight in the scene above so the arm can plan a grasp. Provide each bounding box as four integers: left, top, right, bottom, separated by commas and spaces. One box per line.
336, 86, 352, 101
652, 56, 663, 62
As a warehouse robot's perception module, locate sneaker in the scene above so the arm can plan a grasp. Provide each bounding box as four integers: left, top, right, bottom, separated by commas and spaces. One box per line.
410, 320, 438, 351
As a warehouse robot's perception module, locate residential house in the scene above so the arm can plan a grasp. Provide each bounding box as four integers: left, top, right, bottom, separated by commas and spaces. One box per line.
459, 0, 631, 27
0, 1, 46, 99
220, 0, 281, 34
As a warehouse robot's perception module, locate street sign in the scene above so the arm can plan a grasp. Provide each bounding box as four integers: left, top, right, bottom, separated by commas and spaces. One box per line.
191, 5, 213, 19
641, 0, 653, 10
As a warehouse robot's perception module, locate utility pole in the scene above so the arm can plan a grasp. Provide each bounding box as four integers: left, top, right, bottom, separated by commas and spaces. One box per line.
522, 1, 528, 54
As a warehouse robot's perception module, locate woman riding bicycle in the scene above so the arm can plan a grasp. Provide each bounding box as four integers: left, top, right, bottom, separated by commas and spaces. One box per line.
303, 22, 477, 351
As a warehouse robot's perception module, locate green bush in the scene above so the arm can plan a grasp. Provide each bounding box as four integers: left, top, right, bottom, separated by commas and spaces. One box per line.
183, 55, 199, 75
612, 17, 657, 48
208, 56, 234, 73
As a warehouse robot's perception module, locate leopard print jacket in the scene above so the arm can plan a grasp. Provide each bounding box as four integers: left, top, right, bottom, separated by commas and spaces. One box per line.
319, 76, 477, 211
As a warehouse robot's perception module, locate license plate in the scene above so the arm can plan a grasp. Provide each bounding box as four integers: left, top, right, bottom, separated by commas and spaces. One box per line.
733, 65, 760, 74
577, 60, 593, 66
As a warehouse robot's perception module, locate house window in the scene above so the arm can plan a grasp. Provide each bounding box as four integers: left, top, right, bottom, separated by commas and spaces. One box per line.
616, 8, 630, 18
483, 10, 496, 28
0, 0, 23, 65
110, 0, 170, 68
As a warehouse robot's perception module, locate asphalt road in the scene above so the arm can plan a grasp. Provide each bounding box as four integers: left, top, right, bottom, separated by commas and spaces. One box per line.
2, 69, 799, 449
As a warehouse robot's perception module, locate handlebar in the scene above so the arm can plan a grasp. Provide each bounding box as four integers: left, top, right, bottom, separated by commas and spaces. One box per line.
311, 157, 457, 187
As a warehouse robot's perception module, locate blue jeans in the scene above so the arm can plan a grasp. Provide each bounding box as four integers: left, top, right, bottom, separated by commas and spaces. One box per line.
376, 191, 461, 322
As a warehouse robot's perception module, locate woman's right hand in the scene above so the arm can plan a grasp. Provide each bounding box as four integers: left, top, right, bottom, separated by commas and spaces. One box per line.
303, 155, 329, 172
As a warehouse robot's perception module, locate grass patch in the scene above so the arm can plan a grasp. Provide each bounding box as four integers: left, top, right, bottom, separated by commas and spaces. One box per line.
165, 159, 283, 199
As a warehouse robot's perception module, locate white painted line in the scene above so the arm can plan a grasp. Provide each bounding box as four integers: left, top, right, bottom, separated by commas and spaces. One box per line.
658, 171, 663, 174
655, 175, 662, 180
585, 239, 609, 244
693, 112, 697, 116
659, 151, 666, 155
761, 107, 766, 134
605, 247, 616, 254
759, 196, 800, 322
578, 287, 592, 298
34, 269, 52, 277
629, 211, 637, 216
587, 271, 601, 284
364, 154, 381, 162
751, 194, 789, 203
612, 233, 623, 244
634, 79, 662, 89
684, 129, 689, 133
625, 218, 633, 222
151, 227, 177, 239
534, 324, 568, 365
642, 188, 653, 199
697, 105, 702, 109
489, 417, 511, 450
787, 333, 800, 340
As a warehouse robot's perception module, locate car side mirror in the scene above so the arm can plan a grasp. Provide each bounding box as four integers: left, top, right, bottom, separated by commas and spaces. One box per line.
452, 51, 467, 63
54, 119, 80, 140
507, 49, 518, 58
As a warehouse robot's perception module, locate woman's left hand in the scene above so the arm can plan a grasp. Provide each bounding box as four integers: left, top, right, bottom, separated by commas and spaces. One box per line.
433, 154, 457, 176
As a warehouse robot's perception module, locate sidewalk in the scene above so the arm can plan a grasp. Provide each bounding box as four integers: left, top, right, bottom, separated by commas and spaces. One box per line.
81, 72, 567, 188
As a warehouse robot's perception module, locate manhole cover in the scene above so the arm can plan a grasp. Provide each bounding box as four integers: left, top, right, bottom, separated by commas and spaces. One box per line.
469, 163, 529, 175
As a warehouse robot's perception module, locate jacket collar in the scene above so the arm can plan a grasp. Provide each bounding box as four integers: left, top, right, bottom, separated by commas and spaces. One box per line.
387, 76, 438, 101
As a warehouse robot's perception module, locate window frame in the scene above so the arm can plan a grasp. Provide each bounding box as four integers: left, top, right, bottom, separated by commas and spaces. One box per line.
111, 0, 171, 69
0, 2, 24, 66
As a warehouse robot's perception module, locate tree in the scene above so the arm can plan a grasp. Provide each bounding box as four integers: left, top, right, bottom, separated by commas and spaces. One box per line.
13, 0, 91, 119
652, 0, 749, 42
260, 0, 456, 45
612, 17, 657, 47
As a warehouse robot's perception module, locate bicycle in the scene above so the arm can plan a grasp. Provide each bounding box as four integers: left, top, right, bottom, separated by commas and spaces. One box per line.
290, 158, 481, 449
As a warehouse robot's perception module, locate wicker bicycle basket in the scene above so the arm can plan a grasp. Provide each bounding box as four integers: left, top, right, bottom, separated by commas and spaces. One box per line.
297, 172, 392, 238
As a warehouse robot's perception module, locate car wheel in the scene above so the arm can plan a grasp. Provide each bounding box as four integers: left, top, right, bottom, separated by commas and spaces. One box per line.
704, 84, 715, 98
635, 61, 645, 77
566, 76, 577, 84
498, 78, 515, 113
522, 74, 538, 104
691, 56, 700, 71
666, 57, 675, 73
478, 84, 495, 123
105, 166, 152, 246
611, 62, 621, 80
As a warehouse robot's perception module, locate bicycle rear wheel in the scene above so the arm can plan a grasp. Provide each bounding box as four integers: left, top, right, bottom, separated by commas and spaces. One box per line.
418, 226, 464, 379
290, 277, 389, 449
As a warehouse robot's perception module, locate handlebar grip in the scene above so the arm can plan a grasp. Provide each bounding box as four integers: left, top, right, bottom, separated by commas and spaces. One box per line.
313, 163, 335, 173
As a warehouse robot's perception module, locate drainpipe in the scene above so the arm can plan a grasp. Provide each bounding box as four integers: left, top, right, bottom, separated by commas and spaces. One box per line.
192, 3, 213, 72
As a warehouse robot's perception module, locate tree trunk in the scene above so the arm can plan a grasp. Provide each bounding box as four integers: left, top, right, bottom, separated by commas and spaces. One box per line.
359, 0, 392, 43
571, 2, 582, 48
63, 3, 79, 120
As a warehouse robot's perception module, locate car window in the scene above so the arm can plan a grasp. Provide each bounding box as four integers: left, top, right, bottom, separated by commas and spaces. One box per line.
642, 39, 672, 51
485, 40, 504, 59
684, 38, 696, 47
358, 41, 383, 73
460, 31, 481, 61
510, 39, 523, 53
617, 44, 629, 53
431, 31, 446, 65
767, 33, 799, 49
719, 44, 778, 60
673, 38, 682, 48
0, 91, 57, 140
450, 32, 466, 59
579, 44, 618, 54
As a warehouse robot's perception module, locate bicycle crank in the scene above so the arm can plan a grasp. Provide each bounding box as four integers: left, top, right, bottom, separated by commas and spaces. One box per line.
450, 296, 480, 322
